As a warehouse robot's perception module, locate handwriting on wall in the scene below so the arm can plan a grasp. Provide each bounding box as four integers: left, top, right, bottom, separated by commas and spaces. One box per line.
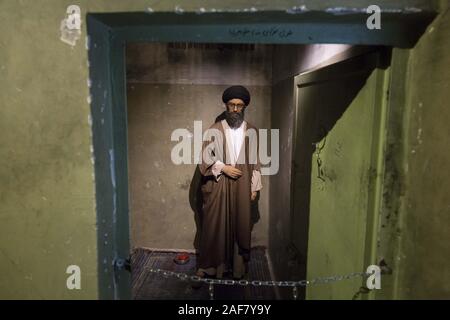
229, 27, 293, 39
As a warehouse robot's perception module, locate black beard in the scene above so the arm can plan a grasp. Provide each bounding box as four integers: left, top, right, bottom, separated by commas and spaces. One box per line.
225, 110, 245, 129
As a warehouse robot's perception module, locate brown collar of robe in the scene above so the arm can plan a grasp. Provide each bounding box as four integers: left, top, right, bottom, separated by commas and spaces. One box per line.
197, 120, 261, 278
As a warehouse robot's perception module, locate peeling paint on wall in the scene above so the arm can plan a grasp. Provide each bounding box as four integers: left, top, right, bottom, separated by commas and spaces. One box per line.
196, 7, 206, 15
324, 6, 423, 15
109, 149, 116, 190
286, 6, 309, 14
60, 20, 81, 46
174, 6, 184, 15
85, 36, 90, 51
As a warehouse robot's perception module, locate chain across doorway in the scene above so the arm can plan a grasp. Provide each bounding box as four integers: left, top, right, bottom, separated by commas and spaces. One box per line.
146, 267, 382, 300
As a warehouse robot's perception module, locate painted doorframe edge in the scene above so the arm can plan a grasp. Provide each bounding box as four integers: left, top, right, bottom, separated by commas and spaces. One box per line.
85, 10, 436, 300
87, 16, 129, 300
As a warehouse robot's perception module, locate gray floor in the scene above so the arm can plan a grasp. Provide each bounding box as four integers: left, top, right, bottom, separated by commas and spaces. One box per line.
132, 246, 277, 300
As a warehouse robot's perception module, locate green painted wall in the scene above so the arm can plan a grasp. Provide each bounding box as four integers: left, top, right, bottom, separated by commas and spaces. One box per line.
377, 0, 450, 299
0, 0, 443, 299
0, 1, 96, 299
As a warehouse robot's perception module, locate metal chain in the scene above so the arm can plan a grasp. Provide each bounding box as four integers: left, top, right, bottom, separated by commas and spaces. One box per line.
145, 267, 370, 287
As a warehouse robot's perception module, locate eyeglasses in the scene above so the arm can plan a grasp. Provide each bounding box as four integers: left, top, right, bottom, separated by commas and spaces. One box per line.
226, 103, 246, 110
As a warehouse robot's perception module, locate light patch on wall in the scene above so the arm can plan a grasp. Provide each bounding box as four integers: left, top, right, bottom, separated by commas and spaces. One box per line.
325, 6, 423, 15
60, 5, 82, 47
325, 7, 367, 15
109, 149, 116, 189
297, 44, 352, 72
404, 7, 423, 13
286, 5, 309, 14
196, 7, 206, 14
85, 36, 90, 50
174, 5, 184, 15
417, 102, 424, 145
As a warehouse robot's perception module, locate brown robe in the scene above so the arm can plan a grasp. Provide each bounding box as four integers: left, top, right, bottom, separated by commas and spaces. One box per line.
197, 120, 260, 279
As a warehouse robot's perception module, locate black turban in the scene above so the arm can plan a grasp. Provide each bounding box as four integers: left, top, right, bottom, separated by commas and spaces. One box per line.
222, 85, 251, 106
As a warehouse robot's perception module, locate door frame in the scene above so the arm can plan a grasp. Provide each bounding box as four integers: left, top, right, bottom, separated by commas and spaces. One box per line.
86, 10, 435, 299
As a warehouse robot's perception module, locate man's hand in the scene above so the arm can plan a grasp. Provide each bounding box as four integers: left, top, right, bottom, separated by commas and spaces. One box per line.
222, 165, 243, 179
251, 191, 257, 201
